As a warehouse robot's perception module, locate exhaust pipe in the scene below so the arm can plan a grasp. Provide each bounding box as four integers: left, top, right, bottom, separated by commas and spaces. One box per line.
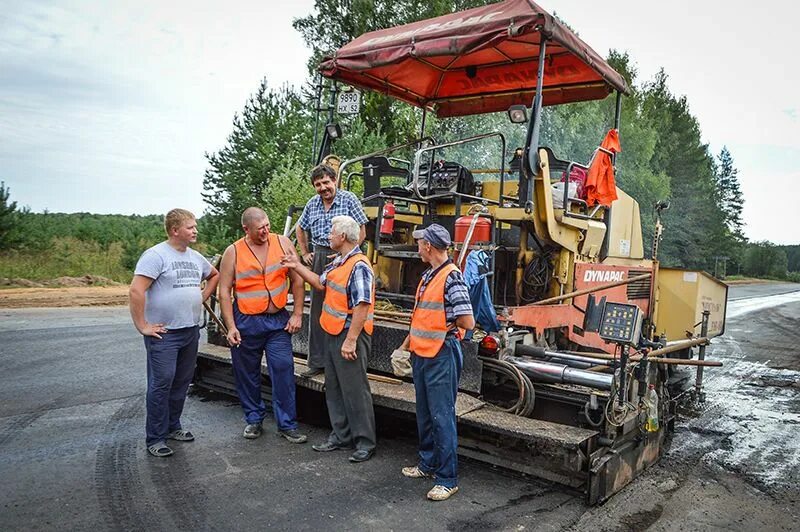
505, 356, 614, 390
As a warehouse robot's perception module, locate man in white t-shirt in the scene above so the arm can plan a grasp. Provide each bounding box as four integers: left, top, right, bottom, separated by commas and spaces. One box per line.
129, 208, 219, 457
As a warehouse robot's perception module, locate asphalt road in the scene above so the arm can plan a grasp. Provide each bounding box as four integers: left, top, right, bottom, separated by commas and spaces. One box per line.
1, 283, 798, 530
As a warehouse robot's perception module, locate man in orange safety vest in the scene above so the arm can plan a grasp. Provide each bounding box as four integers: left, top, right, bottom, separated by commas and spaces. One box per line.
217, 207, 307, 444
396, 223, 474, 501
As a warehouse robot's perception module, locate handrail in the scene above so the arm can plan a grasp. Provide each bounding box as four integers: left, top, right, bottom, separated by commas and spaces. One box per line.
411, 132, 506, 201
559, 160, 607, 222
338, 137, 435, 191
360, 192, 428, 207
345, 172, 363, 191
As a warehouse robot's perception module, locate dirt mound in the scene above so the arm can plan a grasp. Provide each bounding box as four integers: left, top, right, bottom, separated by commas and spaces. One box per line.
0, 278, 46, 288
0, 276, 123, 289
0, 285, 129, 308
50, 275, 122, 287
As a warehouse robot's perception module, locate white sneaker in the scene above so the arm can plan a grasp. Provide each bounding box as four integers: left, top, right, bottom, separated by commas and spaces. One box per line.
427, 485, 458, 501
402, 465, 432, 479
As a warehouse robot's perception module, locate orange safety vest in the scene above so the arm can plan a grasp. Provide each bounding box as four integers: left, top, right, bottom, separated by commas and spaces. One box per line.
234, 233, 289, 314
409, 263, 460, 358
319, 252, 375, 336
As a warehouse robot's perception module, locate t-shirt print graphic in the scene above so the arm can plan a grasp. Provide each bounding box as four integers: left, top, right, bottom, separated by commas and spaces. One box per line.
171, 260, 201, 289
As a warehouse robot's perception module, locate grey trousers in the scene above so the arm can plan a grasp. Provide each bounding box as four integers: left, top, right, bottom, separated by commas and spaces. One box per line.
307, 244, 334, 371
323, 329, 376, 452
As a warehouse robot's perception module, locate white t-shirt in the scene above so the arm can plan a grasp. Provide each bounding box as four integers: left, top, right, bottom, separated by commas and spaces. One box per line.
134, 241, 212, 329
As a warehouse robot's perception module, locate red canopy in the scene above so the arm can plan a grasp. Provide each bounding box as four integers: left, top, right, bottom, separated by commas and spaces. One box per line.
319, 0, 628, 117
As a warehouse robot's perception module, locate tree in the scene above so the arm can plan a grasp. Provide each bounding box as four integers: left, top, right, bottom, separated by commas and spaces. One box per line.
293, 0, 489, 146
639, 70, 726, 271
0, 182, 20, 251
202, 80, 313, 241
743, 241, 788, 279
715, 147, 745, 235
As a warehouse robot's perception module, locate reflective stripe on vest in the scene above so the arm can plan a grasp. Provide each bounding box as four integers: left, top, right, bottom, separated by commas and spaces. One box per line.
409, 263, 460, 358
234, 233, 289, 314
319, 253, 375, 336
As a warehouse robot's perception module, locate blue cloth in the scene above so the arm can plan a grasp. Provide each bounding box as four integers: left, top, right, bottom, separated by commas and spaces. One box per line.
464, 251, 501, 332
298, 190, 369, 247
419, 260, 473, 324
230, 306, 297, 430
411, 337, 463, 488
144, 326, 200, 446
412, 223, 452, 249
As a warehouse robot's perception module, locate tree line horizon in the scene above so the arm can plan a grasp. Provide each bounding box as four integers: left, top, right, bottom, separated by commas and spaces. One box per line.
0, 1, 796, 282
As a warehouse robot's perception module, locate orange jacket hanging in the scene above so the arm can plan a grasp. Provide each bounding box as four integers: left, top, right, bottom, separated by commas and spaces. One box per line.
585, 129, 621, 207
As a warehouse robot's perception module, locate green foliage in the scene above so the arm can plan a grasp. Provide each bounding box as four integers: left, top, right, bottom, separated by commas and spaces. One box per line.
0, 212, 165, 281
202, 79, 313, 242
119, 219, 165, 272
715, 147, 745, 235
1, 238, 130, 282
778, 244, 800, 273
742, 241, 788, 279
293, 0, 488, 146
260, 156, 315, 235
0, 182, 22, 251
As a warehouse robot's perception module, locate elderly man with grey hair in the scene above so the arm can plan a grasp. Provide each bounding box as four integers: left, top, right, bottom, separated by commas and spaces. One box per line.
282, 215, 376, 463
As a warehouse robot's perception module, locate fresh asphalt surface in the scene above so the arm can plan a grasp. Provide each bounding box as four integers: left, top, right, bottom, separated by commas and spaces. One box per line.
1, 283, 798, 530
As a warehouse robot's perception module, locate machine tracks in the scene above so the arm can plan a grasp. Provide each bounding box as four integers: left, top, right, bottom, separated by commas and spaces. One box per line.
94, 394, 218, 531
94, 395, 162, 531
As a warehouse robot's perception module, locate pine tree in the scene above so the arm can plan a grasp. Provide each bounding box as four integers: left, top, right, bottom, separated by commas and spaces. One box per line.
0, 182, 20, 251
715, 147, 745, 236
202, 80, 313, 240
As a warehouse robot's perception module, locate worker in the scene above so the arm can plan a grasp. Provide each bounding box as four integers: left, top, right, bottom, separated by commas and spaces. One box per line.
282, 215, 376, 463
396, 224, 474, 501
217, 207, 307, 444
129, 208, 219, 458
296, 162, 368, 377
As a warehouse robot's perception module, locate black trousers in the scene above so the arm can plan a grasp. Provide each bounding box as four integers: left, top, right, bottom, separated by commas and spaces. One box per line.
307, 244, 334, 370
322, 329, 376, 452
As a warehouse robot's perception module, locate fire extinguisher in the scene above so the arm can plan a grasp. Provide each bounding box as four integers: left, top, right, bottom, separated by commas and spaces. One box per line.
380, 201, 395, 237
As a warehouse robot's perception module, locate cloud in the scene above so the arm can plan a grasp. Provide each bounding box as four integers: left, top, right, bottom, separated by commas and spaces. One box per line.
1, 0, 314, 216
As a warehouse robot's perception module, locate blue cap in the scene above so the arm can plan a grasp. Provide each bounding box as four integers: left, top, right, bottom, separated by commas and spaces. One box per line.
412, 223, 452, 249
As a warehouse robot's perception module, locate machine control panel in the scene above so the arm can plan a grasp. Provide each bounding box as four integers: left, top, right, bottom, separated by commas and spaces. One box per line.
598, 302, 643, 345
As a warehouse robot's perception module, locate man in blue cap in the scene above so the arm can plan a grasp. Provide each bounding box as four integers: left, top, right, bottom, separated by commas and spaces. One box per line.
396, 223, 474, 501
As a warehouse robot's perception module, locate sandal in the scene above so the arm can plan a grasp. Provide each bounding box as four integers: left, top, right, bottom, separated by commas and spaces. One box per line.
167, 429, 195, 442
147, 442, 174, 457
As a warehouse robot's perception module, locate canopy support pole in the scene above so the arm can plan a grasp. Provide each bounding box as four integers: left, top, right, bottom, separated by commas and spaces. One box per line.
523, 38, 547, 214
613, 90, 622, 165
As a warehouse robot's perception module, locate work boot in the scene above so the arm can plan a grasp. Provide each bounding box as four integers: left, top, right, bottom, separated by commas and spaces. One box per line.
312, 440, 350, 452
243, 423, 263, 439
277, 428, 308, 444
301, 367, 324, 378
348, 449, 374, 463
427, 485, 458, 501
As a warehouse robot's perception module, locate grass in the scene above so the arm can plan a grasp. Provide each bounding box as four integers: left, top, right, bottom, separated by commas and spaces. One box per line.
0, 238, 132, 283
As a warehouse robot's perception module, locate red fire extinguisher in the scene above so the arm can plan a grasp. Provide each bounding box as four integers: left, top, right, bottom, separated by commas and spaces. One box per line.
380, 201, 395, 237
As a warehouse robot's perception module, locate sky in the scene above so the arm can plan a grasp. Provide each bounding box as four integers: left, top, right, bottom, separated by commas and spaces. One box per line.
1, 0, 798, 244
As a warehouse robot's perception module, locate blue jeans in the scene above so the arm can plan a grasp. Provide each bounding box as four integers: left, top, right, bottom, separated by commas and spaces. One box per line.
230, 306, 297, 430
144, 326, 199, 446
411, 337, 463, 489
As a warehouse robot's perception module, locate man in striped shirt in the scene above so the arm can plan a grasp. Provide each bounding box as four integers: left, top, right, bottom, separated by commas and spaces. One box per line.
397, 224, 474, 501
296, 163, 368, 377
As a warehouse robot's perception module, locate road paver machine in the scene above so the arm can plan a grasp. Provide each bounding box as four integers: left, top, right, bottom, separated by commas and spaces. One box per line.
196, 0, 728, 503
